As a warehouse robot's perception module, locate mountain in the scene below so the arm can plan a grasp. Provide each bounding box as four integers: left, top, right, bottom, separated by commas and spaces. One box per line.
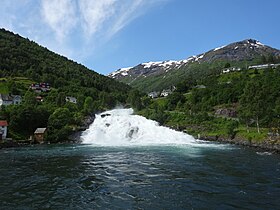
0, 28, 130, 100
109, 39, 280, 92
0, 28, 131, 141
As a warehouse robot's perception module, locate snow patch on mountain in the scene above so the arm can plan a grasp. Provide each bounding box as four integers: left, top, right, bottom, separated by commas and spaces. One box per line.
108, 67, 133, 78
214, 45, 226, 51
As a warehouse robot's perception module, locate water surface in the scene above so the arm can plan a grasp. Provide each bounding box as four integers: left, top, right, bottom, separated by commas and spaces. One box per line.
0, 144, 279, 209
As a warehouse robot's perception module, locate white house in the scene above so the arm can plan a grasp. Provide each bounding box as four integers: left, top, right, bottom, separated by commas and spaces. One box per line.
12, 95, 22, 105
66, 96, 77, 104
248, 63, 280, 70
148, 91, 160, 99
160, 89, 172, 97
0, 120, 8, 140
0, 94, 22, 106
0, 94, 13, 106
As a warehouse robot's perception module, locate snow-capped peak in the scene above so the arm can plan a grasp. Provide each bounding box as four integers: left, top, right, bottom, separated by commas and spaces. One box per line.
213, 45, 226, 51
244, 39, 265, 48
108, 66, 133, 78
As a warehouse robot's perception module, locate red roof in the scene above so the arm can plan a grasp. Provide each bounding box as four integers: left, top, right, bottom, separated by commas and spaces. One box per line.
0, 121, 8, 126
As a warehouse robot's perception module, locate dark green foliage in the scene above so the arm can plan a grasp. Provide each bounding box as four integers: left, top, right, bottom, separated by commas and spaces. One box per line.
166, 92, 186, 110
226, 120, 239, 139
127, 89, 143, 111
0, 28, 132, 141
140, 66, 280, 141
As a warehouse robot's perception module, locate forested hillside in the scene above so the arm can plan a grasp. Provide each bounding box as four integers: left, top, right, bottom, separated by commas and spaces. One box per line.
136, 66, 280, 148
0, 28, 131, 141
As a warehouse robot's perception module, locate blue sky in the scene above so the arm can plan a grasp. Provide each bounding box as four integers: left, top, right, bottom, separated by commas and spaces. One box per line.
1, 0, 280, 75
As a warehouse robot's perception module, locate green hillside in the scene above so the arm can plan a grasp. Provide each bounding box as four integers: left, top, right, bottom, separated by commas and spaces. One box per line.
0, 28, 131, 142
137, 66, 280, 148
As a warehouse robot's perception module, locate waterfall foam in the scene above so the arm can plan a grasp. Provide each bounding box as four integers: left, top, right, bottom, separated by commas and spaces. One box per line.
81, 108, 197, 146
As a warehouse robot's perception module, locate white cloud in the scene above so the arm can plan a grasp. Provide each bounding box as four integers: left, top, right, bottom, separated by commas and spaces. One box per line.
41, 0, 77, 41
107, 0, 147, 39
79, 0, 116, 37
0, 0, 169, 69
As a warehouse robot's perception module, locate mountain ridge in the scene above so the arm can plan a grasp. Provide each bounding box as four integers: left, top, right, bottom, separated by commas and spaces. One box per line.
109, 39, 280, 92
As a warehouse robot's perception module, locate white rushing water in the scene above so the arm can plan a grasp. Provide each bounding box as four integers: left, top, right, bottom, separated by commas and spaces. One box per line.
81, 108, 197, 146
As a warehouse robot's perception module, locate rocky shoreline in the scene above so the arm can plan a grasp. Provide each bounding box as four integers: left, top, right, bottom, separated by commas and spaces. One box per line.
198, 135, 280, 154
68, 114, 96, 142
167, 125, 280, 154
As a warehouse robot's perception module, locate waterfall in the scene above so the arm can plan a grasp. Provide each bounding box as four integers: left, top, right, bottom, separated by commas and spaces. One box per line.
81, 108, 197, 146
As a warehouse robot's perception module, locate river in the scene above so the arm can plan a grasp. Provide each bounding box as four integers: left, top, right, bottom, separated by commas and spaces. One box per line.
0, 109, 279, 209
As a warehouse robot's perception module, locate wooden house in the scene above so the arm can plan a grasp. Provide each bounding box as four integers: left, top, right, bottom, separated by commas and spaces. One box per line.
0, 120, 8, 140
34, 128, 47, 143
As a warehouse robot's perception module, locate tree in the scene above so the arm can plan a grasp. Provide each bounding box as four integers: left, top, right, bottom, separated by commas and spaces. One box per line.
167, 92, 186, 110
239, 79, 266, 133
48, 108, 72, 129
127, 90, 143, 110
224, 63, 231, 68
23, 91, 37, 107
83, 96, 94, 114
56, 92, 66, 107
226, 120, 239, 139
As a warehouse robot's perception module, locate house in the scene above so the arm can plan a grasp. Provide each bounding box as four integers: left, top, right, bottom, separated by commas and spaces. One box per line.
66, 96, 77, 104
36, 96, 43, 102
194, 85, 206, 89
148, 91, 160, 99
30, 83, 51, 93
160, 89, 172, 97
0, 94, 13, 106
0, 94, 22, 106
12, 95, 22, 105
0, 120, 8, 140
248, 63, 280, 70
34, 128, 47, 144
222, 67, 241, 74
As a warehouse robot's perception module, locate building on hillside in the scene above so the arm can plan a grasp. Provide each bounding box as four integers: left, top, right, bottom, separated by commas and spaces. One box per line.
0, 94, 22, 106
12, 95, 22, 105
66, 96, 77, 104
0, 120, 8, 140
222, 67, 241, 74
248, 63, 280, 70
30, 83, 51, 93
160, 89, 172, 97
148, 91, 160, 99
194, 85, 206, 89
36, 96, 44, 102
34, 128, 47, 144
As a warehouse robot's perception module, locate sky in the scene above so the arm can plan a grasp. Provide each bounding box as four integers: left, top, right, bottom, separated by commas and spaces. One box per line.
1, 0, 280, 75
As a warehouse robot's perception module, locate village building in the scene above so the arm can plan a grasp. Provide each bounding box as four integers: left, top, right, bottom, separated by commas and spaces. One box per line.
30, 83, 51, 93
160, 89, 172, 97
0, 94, 22, 106
34, 128, 47, 144
248, 63, 280, 70
0, 120, 8, 140
222, 67, 241, 74
36, 96, 44, 102
194, 85, 206, 89
66, 96, 77, 104
148, 91, 160, 99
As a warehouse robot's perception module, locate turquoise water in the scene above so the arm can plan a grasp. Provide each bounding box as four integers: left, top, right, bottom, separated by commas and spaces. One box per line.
0, 143, 279, 209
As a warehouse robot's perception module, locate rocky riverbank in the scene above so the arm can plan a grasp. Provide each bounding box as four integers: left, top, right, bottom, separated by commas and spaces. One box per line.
165, 124, 280, 154
68, 114, 96, 142
198, 135, 280, 154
